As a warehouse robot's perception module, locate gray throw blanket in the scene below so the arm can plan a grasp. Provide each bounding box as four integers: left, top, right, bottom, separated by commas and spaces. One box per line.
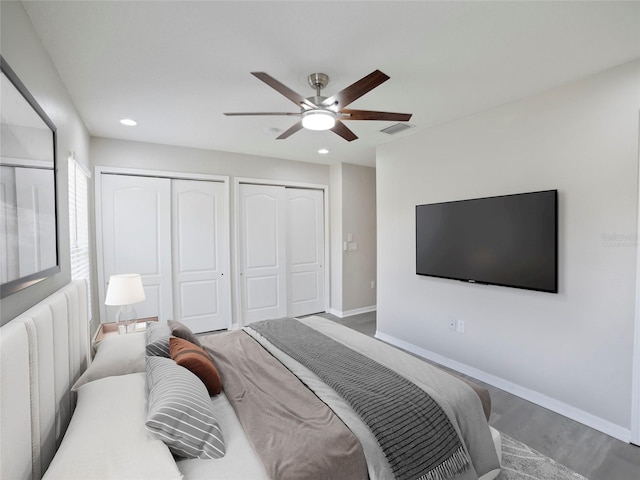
250, 318, 471, 480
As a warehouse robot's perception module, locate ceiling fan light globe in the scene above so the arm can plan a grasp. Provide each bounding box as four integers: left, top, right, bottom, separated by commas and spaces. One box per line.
301, 110, 336, 131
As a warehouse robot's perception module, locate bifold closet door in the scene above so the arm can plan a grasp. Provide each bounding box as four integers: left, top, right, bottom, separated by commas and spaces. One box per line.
239, 184, 287, 324
101, 174, 230, 331
239, 184, 325, 325
100, 174, 173, 322
286, 188, 325, 317
172, 180, 229, 333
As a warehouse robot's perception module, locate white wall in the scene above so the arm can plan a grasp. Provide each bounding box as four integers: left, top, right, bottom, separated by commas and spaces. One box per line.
342, 163, 377, 313
0, 1, 90, 325
330, 164, 344, 313
377, 60, 640, 440
329, 163, 377, 317
91, 137, 330, 186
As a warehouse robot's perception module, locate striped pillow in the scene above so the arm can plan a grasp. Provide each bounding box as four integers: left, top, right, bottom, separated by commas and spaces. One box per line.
146, 322, 171, 357
146, 356, 226, 459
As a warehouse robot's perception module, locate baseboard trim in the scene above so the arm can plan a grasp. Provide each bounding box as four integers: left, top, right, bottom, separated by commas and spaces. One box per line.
328, 305, 376, 319
375, 330, 632, 443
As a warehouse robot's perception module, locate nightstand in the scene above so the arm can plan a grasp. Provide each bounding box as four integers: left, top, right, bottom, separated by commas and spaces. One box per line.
92, 316, 158, 353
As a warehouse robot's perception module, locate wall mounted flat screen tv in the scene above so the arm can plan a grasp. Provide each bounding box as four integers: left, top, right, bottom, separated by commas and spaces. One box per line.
416, 190, 558, 293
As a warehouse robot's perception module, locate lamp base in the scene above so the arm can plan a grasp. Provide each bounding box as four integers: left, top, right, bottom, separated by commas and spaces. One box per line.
116, 305, 138, 334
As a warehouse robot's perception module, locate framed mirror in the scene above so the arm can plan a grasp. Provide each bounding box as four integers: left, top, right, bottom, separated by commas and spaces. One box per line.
1, 55, 60, 298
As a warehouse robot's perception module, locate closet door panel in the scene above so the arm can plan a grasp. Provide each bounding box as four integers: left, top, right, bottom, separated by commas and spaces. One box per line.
239, 184, 287, 324
101, 174, 173, 322
172, 180, 229, 333
286, 188, 325, 316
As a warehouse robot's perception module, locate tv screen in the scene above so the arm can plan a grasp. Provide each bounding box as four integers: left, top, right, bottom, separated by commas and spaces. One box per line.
415, 190, 558, 293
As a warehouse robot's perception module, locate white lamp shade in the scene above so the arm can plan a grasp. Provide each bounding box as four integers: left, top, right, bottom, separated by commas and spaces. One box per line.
105, 273, 146, 306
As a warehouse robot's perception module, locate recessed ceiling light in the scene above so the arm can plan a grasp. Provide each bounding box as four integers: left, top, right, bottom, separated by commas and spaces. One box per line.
120, 118, 137, 126
318, 148, 330, 155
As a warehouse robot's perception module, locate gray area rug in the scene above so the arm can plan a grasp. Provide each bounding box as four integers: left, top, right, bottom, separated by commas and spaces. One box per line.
498, 433, 588, 480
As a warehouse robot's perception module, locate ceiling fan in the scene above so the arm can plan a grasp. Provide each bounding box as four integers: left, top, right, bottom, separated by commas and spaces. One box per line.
224, 70, 412, 142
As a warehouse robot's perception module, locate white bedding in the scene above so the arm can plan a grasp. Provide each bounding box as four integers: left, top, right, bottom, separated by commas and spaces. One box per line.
44, 373, 182, 480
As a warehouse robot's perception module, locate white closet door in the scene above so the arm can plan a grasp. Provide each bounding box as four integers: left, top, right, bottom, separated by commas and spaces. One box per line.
172, 180, 229, 333
286, 188, 325, 317
101, 174, 173, 322
239, 184, 287, 324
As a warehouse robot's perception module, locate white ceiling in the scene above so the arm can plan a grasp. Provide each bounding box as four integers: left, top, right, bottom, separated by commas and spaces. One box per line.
22, 1, 640, 167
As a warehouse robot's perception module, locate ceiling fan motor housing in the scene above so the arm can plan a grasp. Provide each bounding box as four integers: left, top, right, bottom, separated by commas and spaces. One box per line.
307, 72, 330, 92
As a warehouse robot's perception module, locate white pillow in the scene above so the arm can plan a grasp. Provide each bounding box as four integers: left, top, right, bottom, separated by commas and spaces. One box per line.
71, 332, 145, 392
43, 373, 182, 480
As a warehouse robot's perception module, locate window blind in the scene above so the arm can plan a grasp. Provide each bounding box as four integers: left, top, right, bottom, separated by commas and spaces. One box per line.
68, 157, 92, 320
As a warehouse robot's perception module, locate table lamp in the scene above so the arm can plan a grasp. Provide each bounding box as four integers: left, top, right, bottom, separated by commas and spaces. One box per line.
105, 273, 146, 334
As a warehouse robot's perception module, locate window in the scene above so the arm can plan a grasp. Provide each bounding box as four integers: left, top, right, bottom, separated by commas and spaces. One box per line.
68, 156, 92, 319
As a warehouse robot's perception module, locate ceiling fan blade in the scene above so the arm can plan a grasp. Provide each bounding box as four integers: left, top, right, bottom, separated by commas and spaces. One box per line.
224, 112, 300, 116
276, 120, 304, 139
340, 109, 412, 122
251, 72, 317, 109
331, 121, 358, 142
322, 70, 390, 109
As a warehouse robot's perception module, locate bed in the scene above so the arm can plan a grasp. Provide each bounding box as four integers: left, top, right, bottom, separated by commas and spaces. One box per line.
0, 281, 501, 480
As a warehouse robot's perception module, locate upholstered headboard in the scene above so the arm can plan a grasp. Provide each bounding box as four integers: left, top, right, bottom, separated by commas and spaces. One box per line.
0, 280, 90, 480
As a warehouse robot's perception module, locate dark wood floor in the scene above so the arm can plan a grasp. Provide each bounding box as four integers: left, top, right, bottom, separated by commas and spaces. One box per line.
318, 311, 640, 480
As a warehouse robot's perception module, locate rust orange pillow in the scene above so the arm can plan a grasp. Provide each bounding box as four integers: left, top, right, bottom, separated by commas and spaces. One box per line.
169, 337, 222, 396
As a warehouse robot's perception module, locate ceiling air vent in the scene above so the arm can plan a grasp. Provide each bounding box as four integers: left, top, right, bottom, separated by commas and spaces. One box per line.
380, 123, 414, 135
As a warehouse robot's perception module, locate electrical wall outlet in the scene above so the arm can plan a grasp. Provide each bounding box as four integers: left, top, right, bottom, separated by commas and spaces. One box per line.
456, 319, 465, 333
371, 280, 376, 289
